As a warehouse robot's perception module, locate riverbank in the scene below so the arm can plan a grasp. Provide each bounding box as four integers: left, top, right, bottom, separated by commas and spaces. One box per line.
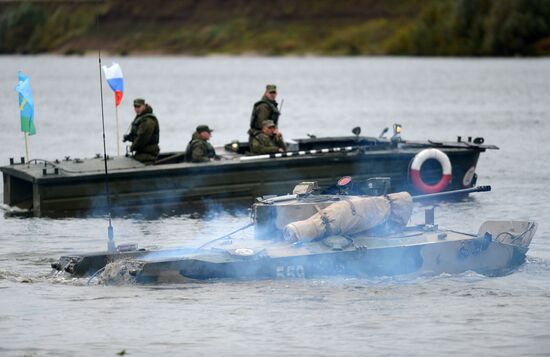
1, 0, 549, 56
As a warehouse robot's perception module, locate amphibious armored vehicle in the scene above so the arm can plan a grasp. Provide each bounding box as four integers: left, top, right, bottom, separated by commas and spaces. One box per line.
51, 184, 536, 284
2, 126, 497, 217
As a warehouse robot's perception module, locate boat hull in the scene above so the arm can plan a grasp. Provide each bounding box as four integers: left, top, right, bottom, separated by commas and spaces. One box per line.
3, 144, 486, 217
133, 239, 527, 284
51, 221, 536, 284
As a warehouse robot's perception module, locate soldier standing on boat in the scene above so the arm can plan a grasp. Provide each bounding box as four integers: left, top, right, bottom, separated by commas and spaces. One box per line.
249, 120, 287, 154
185, 125, 220, 163
249, 84, 283, 147
250, 84, 280, 131
123, 98, 160, 165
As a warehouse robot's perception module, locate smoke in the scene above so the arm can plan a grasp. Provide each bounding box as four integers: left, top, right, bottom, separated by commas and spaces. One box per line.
81, 156, 261, 220
78, 130, 402, 220
66, 150, 495, 285
93, 214, 537, 285
139, 247, 198, 262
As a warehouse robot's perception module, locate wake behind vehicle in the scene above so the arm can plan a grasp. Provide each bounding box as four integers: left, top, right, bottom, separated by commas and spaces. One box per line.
51, 183, 537, 284
2, 125, 497, 217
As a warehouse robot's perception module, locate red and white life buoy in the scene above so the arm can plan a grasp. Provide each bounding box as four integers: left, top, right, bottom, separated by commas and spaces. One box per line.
410, 148, 452, 193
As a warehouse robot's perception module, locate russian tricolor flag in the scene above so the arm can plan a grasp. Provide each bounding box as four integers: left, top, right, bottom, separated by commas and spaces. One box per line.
102, 62, 124, 106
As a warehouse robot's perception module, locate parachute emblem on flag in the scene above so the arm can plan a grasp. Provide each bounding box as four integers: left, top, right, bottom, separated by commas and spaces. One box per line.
15, 71, 36, 136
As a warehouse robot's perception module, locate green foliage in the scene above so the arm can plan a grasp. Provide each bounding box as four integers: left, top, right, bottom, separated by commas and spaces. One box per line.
0, 3, 46, 53
387, 0, 550, 56
322, 20, 401, 55
451, 0, 492, 55
0, 2, 104, 54
534, 36, 550, 55
1, 0, 548, 56
159, 19, 253, 54
34, 6, 98, 53
484, 0, 550, 55
387, 1, 449, 55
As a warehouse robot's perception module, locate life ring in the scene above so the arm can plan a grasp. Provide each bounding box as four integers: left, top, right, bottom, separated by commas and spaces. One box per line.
410, 148, 452, 193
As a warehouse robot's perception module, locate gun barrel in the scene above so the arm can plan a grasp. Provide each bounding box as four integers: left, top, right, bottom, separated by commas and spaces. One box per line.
412, 185, 491, 201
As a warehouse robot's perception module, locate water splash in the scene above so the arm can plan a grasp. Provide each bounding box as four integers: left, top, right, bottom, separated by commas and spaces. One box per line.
97, 260, 141, 285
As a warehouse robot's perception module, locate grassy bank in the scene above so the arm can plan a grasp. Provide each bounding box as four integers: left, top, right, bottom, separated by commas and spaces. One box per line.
1, 0, 549, 56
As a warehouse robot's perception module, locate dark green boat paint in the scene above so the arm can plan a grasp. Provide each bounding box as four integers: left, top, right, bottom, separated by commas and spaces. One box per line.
2, 134, 497, 217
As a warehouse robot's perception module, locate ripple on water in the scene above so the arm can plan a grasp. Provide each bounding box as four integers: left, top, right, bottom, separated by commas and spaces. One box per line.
1, 57, 550, 356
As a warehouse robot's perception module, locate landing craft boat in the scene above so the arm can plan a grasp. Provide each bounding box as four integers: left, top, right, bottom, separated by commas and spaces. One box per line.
51, 184, 537, 284
2, 125, 497, 217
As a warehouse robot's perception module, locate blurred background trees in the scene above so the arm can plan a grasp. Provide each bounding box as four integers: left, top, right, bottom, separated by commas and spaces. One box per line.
388, 0, 550, 56
0, 3, 46, 54
0, 0, 548, 56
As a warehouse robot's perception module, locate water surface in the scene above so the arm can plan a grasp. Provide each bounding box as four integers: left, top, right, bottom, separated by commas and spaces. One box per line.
0, 56, 549, 356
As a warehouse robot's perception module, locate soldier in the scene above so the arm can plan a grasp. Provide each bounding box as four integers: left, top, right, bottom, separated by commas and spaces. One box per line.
123, 98, 160, 165
248, 120, 287, 154
249, 84, 281, 134
185, 125, 219, 163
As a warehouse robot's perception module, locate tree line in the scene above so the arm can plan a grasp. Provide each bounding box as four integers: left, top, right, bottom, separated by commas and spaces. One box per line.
388, 0, 550, 56
1, 0, 549, 56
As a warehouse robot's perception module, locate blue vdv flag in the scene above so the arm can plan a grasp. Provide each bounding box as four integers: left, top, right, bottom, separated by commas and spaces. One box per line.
15, 71, 36, 135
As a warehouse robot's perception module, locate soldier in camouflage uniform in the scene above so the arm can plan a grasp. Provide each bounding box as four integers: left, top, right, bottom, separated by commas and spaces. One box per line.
249, 84, 281, 140
248, 120, 287, 154
123, 98, 160, 165
185, 125, 219, 163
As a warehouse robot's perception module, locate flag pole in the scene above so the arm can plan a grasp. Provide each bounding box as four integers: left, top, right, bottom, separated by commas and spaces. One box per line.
115, 104, 120, 156
99, 50, 116, 253
23, 132, 29, 163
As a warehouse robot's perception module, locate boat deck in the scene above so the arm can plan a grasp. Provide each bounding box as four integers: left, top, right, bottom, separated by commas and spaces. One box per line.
1, 138, 497, 216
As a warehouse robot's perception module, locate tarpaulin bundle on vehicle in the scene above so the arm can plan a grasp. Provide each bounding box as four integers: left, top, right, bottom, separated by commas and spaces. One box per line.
283, 192, 413, 242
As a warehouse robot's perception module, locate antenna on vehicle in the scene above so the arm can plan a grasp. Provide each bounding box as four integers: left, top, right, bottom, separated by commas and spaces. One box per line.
379, 127, 389, 138
97, 18, 116, 252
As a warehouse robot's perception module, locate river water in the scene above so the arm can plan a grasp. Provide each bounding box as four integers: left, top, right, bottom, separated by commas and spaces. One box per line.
0, 56, 549, 356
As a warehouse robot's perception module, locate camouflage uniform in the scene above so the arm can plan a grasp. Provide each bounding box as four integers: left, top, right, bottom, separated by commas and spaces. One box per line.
127, 104, 160, 165
185, 130, 217, 163
249, 95, 281, 132
248, 128, 287, 154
